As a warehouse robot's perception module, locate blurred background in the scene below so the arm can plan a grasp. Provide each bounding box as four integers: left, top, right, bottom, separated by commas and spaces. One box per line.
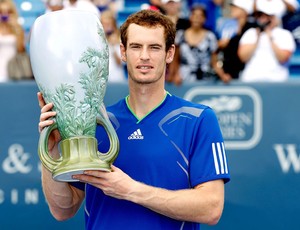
1, 0, 300, 229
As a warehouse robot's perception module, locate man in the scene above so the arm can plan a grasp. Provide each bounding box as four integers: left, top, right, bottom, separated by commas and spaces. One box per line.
217, 0, 254, 82
238, 1, 296, 82
38, 9, 230, 229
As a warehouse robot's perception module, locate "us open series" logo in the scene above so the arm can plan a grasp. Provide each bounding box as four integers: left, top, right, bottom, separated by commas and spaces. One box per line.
184, 86, 262, 150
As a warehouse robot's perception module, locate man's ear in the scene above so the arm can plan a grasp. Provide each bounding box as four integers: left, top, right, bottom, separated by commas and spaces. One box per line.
166, 44, 175, 64
120, 43, 126, 62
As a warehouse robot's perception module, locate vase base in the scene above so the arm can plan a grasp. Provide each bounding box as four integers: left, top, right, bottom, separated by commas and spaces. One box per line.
53, 163, 111, 182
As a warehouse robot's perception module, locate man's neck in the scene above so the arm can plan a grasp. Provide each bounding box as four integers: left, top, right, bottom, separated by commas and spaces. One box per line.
127, 83, 166, 120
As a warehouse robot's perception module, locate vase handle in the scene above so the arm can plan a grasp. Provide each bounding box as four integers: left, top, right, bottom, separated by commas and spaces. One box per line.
96, 103, 119, 165
38, 122, 62, 172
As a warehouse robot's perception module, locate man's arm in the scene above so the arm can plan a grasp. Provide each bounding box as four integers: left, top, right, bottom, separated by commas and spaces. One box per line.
74, 166, 225, 225
42, 166, 85, 221
38, 92, 85, 221
131, 179, 224, 225
238, 39, 260, 63
238, 29, 260, 63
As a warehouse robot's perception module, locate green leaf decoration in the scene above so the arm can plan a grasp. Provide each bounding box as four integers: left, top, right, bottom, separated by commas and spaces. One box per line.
37, 24, 109, 139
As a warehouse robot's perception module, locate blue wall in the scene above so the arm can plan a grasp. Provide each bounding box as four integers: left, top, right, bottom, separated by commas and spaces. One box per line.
1, 80, 300, 230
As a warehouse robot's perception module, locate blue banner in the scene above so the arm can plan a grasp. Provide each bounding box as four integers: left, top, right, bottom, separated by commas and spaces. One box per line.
1, 80, 300, 230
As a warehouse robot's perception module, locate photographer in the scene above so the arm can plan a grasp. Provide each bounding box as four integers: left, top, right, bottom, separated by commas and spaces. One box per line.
237, 0, 296, 82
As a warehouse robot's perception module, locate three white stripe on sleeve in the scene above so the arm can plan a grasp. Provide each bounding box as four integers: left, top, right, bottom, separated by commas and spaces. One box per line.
212, 142, 228, 175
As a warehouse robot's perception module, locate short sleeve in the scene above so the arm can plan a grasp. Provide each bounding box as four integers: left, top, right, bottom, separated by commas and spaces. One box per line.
239, 28, 258, 45
273, 29, 296, 52
69, 181, 85, 191
189, 108, 230, 187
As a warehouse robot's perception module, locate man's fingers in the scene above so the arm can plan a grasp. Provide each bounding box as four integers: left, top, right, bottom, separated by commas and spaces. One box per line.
38, 119, 55, 133
39, 110, 56, 133
40, 103, 54, 114
38, 91, 56, 133
37, 92, 46, 109
40, 111, 56, 122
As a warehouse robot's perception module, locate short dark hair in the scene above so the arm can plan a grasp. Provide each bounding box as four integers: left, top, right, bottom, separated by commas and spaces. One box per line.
120, 9, 176, 52
190, 3, 207, 19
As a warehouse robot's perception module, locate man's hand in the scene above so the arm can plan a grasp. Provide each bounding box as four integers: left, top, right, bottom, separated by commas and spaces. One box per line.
73, 165, 138, 200
37, 92, 61, 155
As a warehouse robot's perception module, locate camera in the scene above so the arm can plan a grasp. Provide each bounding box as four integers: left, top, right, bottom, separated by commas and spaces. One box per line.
248, 19, 271, 31
256, 20, 271, 31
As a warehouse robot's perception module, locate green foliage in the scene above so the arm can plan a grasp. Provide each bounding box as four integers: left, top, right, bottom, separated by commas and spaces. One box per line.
38, 24, 109, 139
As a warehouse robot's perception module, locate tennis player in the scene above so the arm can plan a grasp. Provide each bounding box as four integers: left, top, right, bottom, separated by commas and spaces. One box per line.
38, 9, 230, 230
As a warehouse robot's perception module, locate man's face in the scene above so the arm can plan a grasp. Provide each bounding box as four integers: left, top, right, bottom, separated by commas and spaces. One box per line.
255, 11, 274, 30
121, 24, 174, 85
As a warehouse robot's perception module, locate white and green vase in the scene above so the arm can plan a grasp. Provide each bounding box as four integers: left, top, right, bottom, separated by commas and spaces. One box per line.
30, 10, 119, 182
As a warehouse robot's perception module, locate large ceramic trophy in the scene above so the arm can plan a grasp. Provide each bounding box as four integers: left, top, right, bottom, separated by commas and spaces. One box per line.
30, 10, 119, 182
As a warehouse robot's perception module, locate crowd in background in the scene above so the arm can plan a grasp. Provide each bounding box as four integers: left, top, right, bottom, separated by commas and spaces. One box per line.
0, 0, 26, 82
0, 0, 299, 83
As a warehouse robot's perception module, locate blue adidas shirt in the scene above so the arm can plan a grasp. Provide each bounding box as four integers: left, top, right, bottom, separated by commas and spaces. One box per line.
75, 93, 230, 230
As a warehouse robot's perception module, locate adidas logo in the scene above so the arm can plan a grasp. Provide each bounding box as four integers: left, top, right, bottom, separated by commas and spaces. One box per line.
128, 129, 144, 140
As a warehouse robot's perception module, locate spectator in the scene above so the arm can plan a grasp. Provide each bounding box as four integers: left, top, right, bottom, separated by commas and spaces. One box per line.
282, 0, 300, 46
92, 0, 122, 15
101, 9, 126, 83
148, 0, 166, 13
161, 0, 190, 31
162, 0, 189, 85
63, 0, 101, 18
169, 4, 221, 84
255, 0, 299, 21
45, 0, 64, 13
238, 1, 296, 82
0, 0, 25, 82
216, 0, 254, 83
187, 0, 225, 33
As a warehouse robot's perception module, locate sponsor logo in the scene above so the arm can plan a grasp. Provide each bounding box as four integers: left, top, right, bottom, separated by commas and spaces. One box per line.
274, 144, 300, 173
2, 144, 32, 174
128, 128, 144, 140
0, 144, 42, 205
184, 86, 262, 150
